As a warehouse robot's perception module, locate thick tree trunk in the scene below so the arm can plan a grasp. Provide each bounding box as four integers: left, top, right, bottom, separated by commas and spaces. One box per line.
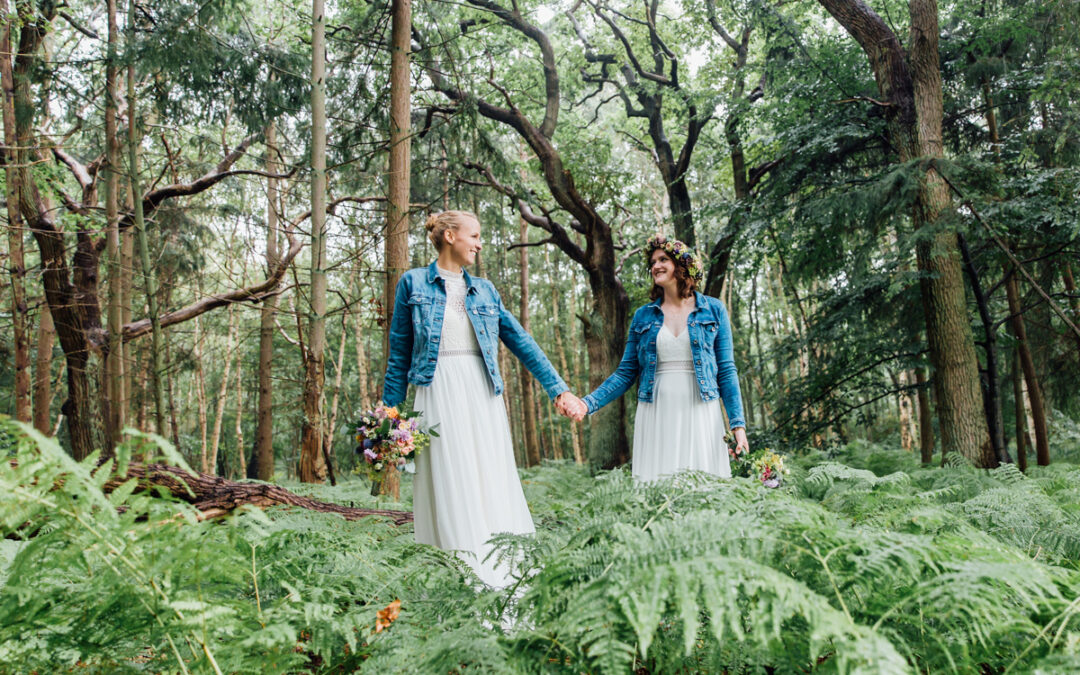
102, 463, 412, 524
583, 272, 630, 469
549, 252, 583, 463
33, 304, 55, 433
1, 2, 30, 423
518, 217, 542, 466
818, 0, 991, 466
1005, 271, 1050, 465
251, 123, 281, 481
300, 0, 330, 484
377, 0, 412, 499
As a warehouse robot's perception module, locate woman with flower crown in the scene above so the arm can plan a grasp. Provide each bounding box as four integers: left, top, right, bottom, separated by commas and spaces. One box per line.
575, 235, 749, 480
382, 210, 587, 587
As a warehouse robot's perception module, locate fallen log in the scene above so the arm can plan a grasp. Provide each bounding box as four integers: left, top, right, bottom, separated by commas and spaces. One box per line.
106, 462, 413, 525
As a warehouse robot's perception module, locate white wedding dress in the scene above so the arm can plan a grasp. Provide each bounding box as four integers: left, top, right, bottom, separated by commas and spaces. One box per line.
631, 324, 732, 481
411, 267, 535, 587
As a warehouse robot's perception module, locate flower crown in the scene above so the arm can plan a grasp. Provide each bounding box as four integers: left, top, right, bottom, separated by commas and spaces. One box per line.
646, 234, 705, 284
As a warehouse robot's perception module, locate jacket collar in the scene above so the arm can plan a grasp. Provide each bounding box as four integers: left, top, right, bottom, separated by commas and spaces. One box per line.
645, 291, 707, 313
426, 260, 478, 293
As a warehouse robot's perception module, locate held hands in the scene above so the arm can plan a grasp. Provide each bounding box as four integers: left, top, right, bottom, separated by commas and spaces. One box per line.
555, 392, 588, 422
728, 427, 750, 459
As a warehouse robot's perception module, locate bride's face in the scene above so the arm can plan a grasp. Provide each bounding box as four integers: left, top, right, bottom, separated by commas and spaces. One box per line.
445, 217, 483, 267
650, 249, 676, 288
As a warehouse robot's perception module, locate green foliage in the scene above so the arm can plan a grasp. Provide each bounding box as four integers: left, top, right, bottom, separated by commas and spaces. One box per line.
5, 419, 1080, 673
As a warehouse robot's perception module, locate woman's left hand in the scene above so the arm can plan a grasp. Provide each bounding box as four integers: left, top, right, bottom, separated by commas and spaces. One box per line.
729, 427, 749, 459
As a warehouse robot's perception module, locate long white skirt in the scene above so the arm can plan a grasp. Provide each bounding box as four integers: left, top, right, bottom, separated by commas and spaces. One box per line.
632, 370, 732, 482
412, 353, 535, 587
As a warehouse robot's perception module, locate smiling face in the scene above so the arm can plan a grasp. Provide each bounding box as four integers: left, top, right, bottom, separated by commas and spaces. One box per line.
444, 215, 483, 268
650, 249, 677, 288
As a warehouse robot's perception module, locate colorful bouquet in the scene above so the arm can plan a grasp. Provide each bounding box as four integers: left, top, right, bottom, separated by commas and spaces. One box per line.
350, 404, 434, 481
752, 451, 789, 488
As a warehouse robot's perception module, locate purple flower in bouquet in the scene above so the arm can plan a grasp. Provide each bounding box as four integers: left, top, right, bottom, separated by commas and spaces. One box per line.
363, 448, 378, 461
362, 438, 374, 449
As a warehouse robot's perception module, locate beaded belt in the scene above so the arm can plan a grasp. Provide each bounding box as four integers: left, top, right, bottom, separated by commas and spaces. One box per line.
656, 360, 694, 373
439, 349, 482, 357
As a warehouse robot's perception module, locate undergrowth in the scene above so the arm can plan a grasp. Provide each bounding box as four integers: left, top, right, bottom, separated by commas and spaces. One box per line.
3, 417, 1080, 673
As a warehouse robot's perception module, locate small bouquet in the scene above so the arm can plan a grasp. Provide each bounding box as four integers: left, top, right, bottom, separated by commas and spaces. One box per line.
752, 451, 789, 489
351, 403, 434, 481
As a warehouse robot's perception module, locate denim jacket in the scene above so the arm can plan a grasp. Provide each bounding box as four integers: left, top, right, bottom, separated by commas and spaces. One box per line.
382, 261, 568, 407
582, 292, 746, 428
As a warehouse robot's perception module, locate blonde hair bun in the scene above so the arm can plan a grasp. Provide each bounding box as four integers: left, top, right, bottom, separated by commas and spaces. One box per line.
426, 210, 478, 250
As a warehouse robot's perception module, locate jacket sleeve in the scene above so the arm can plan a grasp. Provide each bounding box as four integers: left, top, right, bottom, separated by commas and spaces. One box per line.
495, 285, 569, 400
582, 313, 643, 414
712, 300, 746, 429
381, 275, 413, 407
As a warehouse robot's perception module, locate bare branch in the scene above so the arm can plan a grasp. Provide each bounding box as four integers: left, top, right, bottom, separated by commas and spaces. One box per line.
507, 237, 554, 251
58, 11, 100, 40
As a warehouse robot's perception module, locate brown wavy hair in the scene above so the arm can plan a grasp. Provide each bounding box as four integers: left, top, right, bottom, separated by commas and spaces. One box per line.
647, 247, 697, 300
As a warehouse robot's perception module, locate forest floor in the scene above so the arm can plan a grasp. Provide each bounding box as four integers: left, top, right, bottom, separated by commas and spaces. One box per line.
4, 419, 1080, 674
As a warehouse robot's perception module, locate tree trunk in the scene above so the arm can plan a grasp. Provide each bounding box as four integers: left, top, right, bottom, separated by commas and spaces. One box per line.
518, 216, 542, 466
1062, 263, 1080, 361
351, 258, 372, 412
1012, 348, 1028, 472
957, 232, 1008, 464
1, 2, 30, 423
915, 366, 934, 462
234, 364, 246, 479
300, 0, 329, 484
104, 0, 125, 445
1004, 270, 1050, 465
582, 277, 630, 469
127, 5, 166, 434
102, 462, 412, 525
195, 314, 209, 472
208, 307, 237, 476
817, 0, 990, 466
549, 252, 583, 463
378, 0, 412, 499
251, 122, 281, 481
32, 303, 55, 433
165, 315, 181, 450
323, 321, 348, 483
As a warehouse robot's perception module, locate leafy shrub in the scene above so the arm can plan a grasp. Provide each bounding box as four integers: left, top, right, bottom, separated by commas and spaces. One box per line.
3, 420, 1080, 673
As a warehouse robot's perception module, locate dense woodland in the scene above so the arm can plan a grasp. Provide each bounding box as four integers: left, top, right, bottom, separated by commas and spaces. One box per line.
3, 0, 1080, 671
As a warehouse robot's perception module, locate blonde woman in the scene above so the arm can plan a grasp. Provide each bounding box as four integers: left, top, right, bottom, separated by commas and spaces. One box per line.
577, 235, 749, 480
382, 210, 586, 587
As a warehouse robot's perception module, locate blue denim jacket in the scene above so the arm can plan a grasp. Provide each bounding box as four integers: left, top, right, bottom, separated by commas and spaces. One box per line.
383, 261, 568, 407
583, 292, 746, 428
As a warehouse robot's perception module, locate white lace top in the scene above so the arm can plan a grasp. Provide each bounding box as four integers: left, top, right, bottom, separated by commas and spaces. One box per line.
655, 324, 694, 373
438, 266, 482, 356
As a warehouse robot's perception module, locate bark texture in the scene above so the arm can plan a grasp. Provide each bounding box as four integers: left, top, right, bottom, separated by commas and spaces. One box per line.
103, 463, 412, 525
300, 0, 330, 484
817, 0, 993, 466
